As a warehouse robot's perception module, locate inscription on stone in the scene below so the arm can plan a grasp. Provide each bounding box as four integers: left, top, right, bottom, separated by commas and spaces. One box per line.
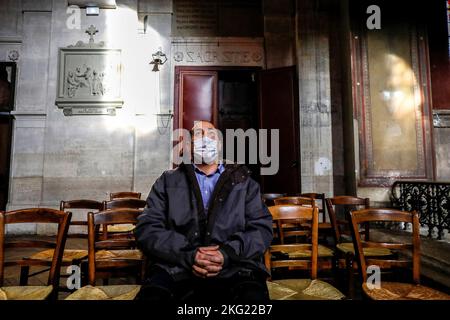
173, 0, 218, 36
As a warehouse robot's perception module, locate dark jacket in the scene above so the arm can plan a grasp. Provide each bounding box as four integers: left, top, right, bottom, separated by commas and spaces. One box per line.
135, 163, 273, 281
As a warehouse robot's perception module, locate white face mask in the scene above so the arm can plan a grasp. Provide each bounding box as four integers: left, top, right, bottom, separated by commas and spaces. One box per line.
193, 136, 219, 164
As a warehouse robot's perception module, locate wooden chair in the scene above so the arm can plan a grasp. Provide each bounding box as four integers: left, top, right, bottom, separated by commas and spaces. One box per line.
110, 192, 141, 200
102, 199, 146, 236
87, 208, 145, 286
262, 193, 286, 207
272, 197, 315, 243
268, 205, 333, 273
61, 200, 103, 238
103, 198, 146, 211
326, 196, 370, 245
300, 193, 333, 240
265, 205, 344, 300
349, 208, 450, 300
326, 196, 393, 298
0, 208, 71, 300
274, 196, 315, 207
64, 208, 144, 300
20, 200, 103, 290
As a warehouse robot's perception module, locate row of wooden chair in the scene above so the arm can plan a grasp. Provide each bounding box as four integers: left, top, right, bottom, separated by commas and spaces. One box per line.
263, 196, 450, 300
0, 191, 146, 300
263, 194, 372, 297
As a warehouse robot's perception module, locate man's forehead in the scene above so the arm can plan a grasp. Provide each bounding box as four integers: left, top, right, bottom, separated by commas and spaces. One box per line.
192, 121, 216, 131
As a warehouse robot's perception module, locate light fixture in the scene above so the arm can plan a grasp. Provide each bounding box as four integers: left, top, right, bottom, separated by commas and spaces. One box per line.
68, 0, 116, 9
150, 48, 167, 72
156, 111, 174, 134
86, 6, 100, 16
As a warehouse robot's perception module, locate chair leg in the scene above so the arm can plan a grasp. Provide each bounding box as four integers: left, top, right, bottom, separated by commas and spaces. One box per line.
345, 254, 355, 299
80, 262, 89, 287
20, 266, 30, 286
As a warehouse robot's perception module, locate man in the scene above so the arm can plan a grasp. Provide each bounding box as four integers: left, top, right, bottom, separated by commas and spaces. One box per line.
135, 120, 273, 301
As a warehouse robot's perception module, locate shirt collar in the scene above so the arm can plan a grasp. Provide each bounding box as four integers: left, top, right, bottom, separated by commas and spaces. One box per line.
193, 163, 225, 176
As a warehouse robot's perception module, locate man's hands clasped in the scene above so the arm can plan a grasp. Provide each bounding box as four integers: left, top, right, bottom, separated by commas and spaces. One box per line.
193, 245, 224, 278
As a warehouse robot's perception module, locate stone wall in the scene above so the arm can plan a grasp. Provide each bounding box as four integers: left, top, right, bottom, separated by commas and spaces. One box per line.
1, 0, 304, 234
3, 0, 172, 234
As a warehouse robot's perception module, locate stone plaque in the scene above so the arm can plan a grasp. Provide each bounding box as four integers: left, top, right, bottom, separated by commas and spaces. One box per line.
173, 0, 218, 37
55, 26, 123, 115
172, 0, 263, 37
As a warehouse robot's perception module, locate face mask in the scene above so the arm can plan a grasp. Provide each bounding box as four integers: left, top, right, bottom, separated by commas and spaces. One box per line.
193, 136, 219, 164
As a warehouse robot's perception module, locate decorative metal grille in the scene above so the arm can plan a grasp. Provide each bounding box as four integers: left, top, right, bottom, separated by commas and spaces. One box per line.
391, 181, 450, 239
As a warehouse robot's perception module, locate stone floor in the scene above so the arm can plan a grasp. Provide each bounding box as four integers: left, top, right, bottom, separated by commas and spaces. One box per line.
3, 236, 132, 299
3, 231, 450, 300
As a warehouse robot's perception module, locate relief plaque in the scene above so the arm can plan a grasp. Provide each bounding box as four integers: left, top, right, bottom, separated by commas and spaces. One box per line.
55, 25, 123, 116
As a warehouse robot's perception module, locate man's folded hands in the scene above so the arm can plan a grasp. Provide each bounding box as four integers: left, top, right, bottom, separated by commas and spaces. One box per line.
192, 245, 224, 278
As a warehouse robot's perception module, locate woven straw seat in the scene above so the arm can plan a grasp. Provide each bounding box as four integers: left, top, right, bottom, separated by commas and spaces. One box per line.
106, 224, 135, 233
362, 282, 450, 300
95, 249, 143, 260
0, 285, 53, 300
336, 242, 392, 256
268, 279, 345, 300
284, 244, 334, 258
27, 249, 88, 263
65, 285, 141, 300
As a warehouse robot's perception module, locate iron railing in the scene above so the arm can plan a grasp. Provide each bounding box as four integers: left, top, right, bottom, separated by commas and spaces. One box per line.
391, 180, 450, 239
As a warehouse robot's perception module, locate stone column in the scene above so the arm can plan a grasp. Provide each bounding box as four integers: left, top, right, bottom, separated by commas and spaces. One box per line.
295, 0, 334, 196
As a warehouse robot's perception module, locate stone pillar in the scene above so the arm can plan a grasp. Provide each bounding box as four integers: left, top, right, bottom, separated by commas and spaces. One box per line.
263, 0, 295, 69
295, 0, 334, 196
6, 4, 52, 234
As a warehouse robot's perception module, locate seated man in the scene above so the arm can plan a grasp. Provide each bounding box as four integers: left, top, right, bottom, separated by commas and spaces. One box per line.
135, 120, 273, 302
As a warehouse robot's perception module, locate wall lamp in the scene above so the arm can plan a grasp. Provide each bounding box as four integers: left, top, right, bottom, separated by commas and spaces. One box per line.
150, 48, 168, 72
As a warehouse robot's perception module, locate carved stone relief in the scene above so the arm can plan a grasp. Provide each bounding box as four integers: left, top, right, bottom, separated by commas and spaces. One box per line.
55, 25, 123, 115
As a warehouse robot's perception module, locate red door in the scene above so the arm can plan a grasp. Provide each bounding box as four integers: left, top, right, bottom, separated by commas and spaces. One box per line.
258, 66, 300, 194
174, 69, 218, 131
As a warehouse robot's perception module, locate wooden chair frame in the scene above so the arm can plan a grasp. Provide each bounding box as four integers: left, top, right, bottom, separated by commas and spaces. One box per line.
60, 200, 103, 238
348, 208, 420, 285
266, 205, 320, 279
88, 208, 145, 286
262, 193, 286, 207
110, 192, 142, 200
325, 196, 375, 298
0, 208, 71, 300
326, 196, 370, 244
102, 198, 147, 211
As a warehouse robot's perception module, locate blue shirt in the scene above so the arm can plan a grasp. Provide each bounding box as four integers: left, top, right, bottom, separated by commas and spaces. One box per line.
193, 163, 225, 213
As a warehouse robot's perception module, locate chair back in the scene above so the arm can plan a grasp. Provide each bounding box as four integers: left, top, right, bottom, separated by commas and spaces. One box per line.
0, 208, 71, 289
262, 193, 286, 206
103, 198, 147, 210
348, 208, 420, 284
110, 192, 142, 200
266, 205, 319, 279
300, 193, 327, 222
60, 200, 103, 238
274, 196, 315, 207
326, 196, 370, 243
87, 209, 143, 285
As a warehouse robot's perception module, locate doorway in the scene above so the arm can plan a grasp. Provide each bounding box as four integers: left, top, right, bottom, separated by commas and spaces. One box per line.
0, 62, 16, 211
174, 65, 300, 194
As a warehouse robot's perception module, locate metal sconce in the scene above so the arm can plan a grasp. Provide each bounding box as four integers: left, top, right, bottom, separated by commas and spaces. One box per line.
150, 48, 167, 72
156, 111, 174, 135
